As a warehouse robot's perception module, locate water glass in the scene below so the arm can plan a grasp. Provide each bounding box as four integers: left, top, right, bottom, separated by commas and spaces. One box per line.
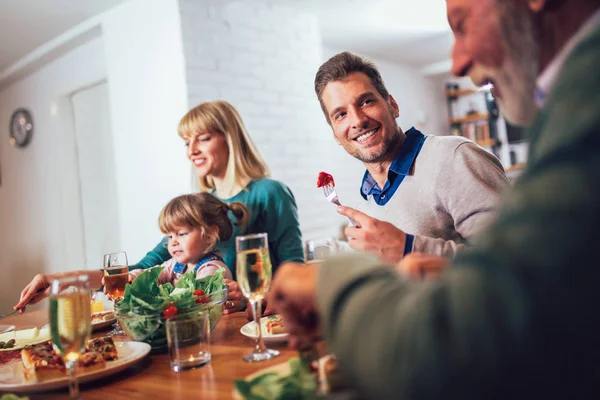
166, 311, 211, 372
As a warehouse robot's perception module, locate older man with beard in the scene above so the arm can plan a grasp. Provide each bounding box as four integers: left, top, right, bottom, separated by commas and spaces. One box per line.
271, 0, 600, 399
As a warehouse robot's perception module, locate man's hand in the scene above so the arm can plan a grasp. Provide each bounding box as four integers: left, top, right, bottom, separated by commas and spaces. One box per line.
14, 274, 52, 312
338, 206, 407, 264
270, 262, 320, 340
396, 253, 448, 280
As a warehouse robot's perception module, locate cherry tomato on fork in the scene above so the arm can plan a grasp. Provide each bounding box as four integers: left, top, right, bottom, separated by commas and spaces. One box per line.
162, 304, 179, 319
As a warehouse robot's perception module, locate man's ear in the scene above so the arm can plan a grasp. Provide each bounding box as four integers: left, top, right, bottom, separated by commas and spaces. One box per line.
388, 95, 400, 119
525, 0, 547, 13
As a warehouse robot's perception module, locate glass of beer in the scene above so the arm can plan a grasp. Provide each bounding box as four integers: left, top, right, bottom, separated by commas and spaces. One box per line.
103, 251, 128, 302
236, 233, 279, 362
49, 274, 91, 399
103, 251, 128, 335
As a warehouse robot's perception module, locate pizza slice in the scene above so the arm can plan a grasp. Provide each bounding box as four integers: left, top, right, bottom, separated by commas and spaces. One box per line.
21, 341, 66, 382
78, 351, 106, 373
86, 336, 118, 361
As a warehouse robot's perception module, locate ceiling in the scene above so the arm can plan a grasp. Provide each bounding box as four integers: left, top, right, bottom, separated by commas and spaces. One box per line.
0, 0, 452, 73
0, 0, 126, 71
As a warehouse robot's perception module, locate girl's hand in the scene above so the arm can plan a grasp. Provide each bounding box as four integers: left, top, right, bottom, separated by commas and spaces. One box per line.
224, 279, 247, 314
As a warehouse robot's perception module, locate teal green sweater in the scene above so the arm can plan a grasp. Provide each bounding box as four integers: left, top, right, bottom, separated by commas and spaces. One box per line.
130, 179, 304, 279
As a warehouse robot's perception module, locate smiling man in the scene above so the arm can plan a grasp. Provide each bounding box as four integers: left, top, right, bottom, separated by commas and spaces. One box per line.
315, 52, 509, 261
272, 0, 600, 398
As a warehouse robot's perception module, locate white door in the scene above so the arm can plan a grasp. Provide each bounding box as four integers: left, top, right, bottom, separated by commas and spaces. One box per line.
70, 82, 121, 269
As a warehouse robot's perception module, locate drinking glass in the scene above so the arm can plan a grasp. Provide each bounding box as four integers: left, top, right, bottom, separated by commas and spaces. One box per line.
103, 251, 128, 336
49, 275, 91, 399
304, 237, 341, 262
236, 233, 279, 362
166, 310, 211, 371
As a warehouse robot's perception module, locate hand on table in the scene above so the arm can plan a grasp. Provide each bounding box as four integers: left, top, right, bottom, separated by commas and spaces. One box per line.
224, 279, 248, 315
395, 252, 448, 280
337, 206, 407, 264
270, 262, 320, 348
14, 274, 51, 312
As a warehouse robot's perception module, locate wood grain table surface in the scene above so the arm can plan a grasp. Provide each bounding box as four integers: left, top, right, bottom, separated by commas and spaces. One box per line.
0, 309, 297, 399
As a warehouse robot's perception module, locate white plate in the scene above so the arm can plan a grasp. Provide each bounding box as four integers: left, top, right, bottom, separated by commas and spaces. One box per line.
240, 317, 288, 344
0, 327, 50, 352
91, 312, 117, 332
0, 326, 14, 335
0, 341, 151, 393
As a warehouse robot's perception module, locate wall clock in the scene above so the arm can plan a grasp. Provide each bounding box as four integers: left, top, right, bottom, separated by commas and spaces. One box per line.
9, 108, 34, 148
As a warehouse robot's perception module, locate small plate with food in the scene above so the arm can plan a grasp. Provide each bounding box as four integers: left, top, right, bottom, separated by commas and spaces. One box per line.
240, 315, 288, 344
0, 336, 150, 393
91, 311, 116, 332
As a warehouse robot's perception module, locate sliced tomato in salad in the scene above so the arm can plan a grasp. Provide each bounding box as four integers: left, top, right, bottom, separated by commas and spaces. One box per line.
162, 304, 179, 319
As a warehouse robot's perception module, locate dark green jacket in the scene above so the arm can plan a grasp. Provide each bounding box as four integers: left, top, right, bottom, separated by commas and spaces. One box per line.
318, 25, 600, 399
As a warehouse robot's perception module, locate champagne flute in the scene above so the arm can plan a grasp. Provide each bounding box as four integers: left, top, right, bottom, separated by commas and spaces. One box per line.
236, 233, 279, 362
49, 275, 91, 399
103, 251, 128, 336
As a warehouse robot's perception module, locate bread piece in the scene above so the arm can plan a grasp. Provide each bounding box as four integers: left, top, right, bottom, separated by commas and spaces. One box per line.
86, 336, 118, 361
318, 354, 347, 393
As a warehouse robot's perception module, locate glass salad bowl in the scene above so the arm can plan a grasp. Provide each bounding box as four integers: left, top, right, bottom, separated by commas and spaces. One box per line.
115, 286, 228, 352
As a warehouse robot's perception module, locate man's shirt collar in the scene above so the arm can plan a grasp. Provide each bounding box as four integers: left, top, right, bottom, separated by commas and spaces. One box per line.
360, 127, 426, 200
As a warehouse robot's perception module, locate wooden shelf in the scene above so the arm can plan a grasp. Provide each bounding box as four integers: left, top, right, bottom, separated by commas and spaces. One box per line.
445, 88, 480, 98
449, 113, 490, 125
476, 138, 496, 147
506, 163, 526, 172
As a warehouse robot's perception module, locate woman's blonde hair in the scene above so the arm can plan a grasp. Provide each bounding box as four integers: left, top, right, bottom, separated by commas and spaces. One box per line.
178, 100, 270, 192
158, 193, 250, 250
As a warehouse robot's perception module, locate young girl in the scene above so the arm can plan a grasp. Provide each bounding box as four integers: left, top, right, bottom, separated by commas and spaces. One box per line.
130, 192, 249, 285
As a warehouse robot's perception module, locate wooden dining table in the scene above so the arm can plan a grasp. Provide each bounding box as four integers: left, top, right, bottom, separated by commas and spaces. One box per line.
0, 309, 297, 399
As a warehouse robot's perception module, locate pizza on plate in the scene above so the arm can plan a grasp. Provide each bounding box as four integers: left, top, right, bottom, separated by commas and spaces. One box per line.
86, 336, 118, 361
20, 336, 118, 382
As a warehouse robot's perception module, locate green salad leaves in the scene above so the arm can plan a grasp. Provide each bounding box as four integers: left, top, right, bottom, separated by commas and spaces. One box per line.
120, 266, 226, 312
116, 266, 227, 348
235, 357, 321, 400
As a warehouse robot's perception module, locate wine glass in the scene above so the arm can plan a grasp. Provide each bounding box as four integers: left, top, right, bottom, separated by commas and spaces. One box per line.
49, 275, 91, 399
236, 233, 279, 362
103, 251, 128, 336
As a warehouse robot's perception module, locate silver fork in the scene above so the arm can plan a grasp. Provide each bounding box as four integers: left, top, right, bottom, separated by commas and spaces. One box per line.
322, 184, 357, 227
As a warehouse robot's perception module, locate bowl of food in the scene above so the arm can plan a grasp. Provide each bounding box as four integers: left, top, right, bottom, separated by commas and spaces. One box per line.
115, 266, 228, 352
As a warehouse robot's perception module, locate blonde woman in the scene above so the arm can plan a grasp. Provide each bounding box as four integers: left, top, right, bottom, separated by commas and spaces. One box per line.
15, 101, 304, 315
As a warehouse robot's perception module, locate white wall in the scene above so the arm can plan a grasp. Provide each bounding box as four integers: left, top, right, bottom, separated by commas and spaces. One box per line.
179, 0, 355, 241
101, 0, 191, 262
0, 38, 106, 313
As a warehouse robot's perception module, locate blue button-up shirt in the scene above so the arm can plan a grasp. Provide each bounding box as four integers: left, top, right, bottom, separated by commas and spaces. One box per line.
359, 127, 427, 255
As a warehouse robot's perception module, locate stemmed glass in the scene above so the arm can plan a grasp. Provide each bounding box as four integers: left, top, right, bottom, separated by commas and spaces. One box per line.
49, 275, 91, 399
103, 251, 128, 336
236, 233, 279, 362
